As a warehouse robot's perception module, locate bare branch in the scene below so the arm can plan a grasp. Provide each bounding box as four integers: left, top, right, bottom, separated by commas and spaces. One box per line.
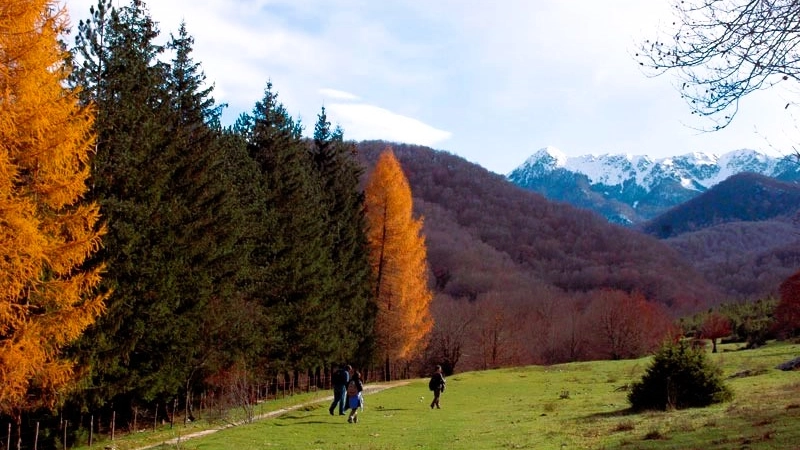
637, 0, 800, 129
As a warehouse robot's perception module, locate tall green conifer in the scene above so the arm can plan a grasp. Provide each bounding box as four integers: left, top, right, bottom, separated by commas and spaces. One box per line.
70, 0, 253, 412
239, 84, 337, 374
310, 108, 376, 366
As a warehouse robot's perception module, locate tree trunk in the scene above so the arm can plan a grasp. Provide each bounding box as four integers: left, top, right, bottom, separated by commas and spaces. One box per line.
14, 414, 21, 450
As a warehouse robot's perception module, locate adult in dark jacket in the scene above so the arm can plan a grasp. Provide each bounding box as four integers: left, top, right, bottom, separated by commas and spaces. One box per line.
329, 364, 351, 415
429, 364, 446, 409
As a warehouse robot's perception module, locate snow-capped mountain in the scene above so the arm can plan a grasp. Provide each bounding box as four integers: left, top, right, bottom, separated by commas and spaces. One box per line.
507, 147, 800, 225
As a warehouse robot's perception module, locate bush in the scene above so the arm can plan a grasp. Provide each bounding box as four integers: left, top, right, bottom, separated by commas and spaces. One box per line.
628, 340, 732, 411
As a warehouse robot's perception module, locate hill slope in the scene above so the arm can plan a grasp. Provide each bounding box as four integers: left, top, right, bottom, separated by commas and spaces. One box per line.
664, 219, 800, 299
356, 141, 723, 310
640, 172, 800, 238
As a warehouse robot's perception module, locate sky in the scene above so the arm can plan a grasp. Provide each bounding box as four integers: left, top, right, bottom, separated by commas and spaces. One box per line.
61, 0, 800, 175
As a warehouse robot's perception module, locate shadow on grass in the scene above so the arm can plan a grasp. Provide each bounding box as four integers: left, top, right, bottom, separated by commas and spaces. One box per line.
581, 407, 637, 421
274, 418, 336, 426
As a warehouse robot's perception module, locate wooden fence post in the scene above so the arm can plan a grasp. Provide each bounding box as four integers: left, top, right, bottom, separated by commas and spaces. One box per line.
111, 411, 115, 441
88, 415, 93, 446
34, 421, 39, 450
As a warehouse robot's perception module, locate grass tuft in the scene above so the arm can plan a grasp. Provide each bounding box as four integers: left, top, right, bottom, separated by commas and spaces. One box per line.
612, 420, 635, 432
643, 429, 667, 440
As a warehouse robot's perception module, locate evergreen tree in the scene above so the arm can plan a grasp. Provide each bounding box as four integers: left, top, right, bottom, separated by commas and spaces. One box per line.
69, 0, 254, 411
310, 107, 376, 367
0, 0, 107, 444
69, 0, 174, 408
239, 84, 337, 374
159, 20, 256, 396
629, 340, 732, 410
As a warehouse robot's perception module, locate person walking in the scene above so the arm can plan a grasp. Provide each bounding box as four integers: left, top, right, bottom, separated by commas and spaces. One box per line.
346, 370, 364, 423
329, 364, 351, 415
429, 365, 446, 409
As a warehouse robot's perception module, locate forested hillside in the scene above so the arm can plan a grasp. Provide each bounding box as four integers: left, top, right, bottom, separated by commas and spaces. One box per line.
357, 141, 722, 309
355, 142, 725, 370
665, 220, 800, 299
638, 172, 800, 299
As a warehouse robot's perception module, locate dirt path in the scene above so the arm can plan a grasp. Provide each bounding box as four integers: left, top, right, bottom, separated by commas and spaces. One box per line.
134, 381, 409, 449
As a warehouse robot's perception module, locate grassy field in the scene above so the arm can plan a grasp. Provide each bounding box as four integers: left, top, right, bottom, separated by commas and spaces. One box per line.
77, 341, 800, 450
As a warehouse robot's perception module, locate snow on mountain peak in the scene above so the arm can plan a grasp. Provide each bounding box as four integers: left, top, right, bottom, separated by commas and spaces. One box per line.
512, 148, 787, 191
524, 146, 568, 168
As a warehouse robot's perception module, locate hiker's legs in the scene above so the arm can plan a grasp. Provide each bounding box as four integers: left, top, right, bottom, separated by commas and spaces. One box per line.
431, 389, 441, 409
338, 387, 347, 414
329, 389, 338, 414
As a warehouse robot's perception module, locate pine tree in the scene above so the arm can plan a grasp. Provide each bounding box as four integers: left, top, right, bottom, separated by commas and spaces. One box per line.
157, 19, 257, 397
0, 0, 107, 442
69, 0, 176, 408
310, 107, 375, 367
629, 340, 732, 410
364, 148, 433, 379
240, 84, 337, 373
69, 0, 253, 409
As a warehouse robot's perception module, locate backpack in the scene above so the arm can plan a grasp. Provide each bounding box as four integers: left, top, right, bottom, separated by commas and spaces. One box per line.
428, 374, 440, 391
333, 369, 346, 386
347, 380, 359, 396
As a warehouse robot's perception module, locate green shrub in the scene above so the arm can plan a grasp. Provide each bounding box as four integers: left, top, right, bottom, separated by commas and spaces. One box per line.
628, 340, 733, 411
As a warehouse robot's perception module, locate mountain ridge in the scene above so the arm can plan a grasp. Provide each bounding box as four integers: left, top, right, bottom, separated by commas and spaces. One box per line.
508, 147, 800, 224
640, 172, 800, 238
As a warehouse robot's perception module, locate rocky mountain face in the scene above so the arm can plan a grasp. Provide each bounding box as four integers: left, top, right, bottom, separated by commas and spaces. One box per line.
507, 147, 800, 225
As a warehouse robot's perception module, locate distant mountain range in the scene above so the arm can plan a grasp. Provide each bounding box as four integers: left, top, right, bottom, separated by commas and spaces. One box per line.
640, 172, 800, 238
507, 147, 800, 225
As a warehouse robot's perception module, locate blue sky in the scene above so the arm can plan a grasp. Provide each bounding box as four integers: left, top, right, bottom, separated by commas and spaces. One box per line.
62, 0, 798, 174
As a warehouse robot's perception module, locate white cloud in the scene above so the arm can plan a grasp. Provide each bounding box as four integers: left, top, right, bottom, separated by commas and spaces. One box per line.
61, 0, 800, 174
320, 88, 361, 101
327, 103, 451, 147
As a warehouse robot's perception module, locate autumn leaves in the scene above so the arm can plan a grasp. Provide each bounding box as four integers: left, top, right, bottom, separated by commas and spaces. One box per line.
365, 149, 434, 371
0, 0, 107, 423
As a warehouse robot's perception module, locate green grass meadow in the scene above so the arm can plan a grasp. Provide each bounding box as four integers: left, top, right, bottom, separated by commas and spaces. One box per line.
79, 341, 800, 450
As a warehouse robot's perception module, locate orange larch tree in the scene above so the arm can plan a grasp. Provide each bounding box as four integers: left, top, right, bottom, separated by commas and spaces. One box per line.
365, 148, 433, 379
0, 0, 107, 438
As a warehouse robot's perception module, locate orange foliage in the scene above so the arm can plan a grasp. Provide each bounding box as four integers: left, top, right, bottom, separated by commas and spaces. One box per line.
365, 148, 433, 362
0, 0, 107, 417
